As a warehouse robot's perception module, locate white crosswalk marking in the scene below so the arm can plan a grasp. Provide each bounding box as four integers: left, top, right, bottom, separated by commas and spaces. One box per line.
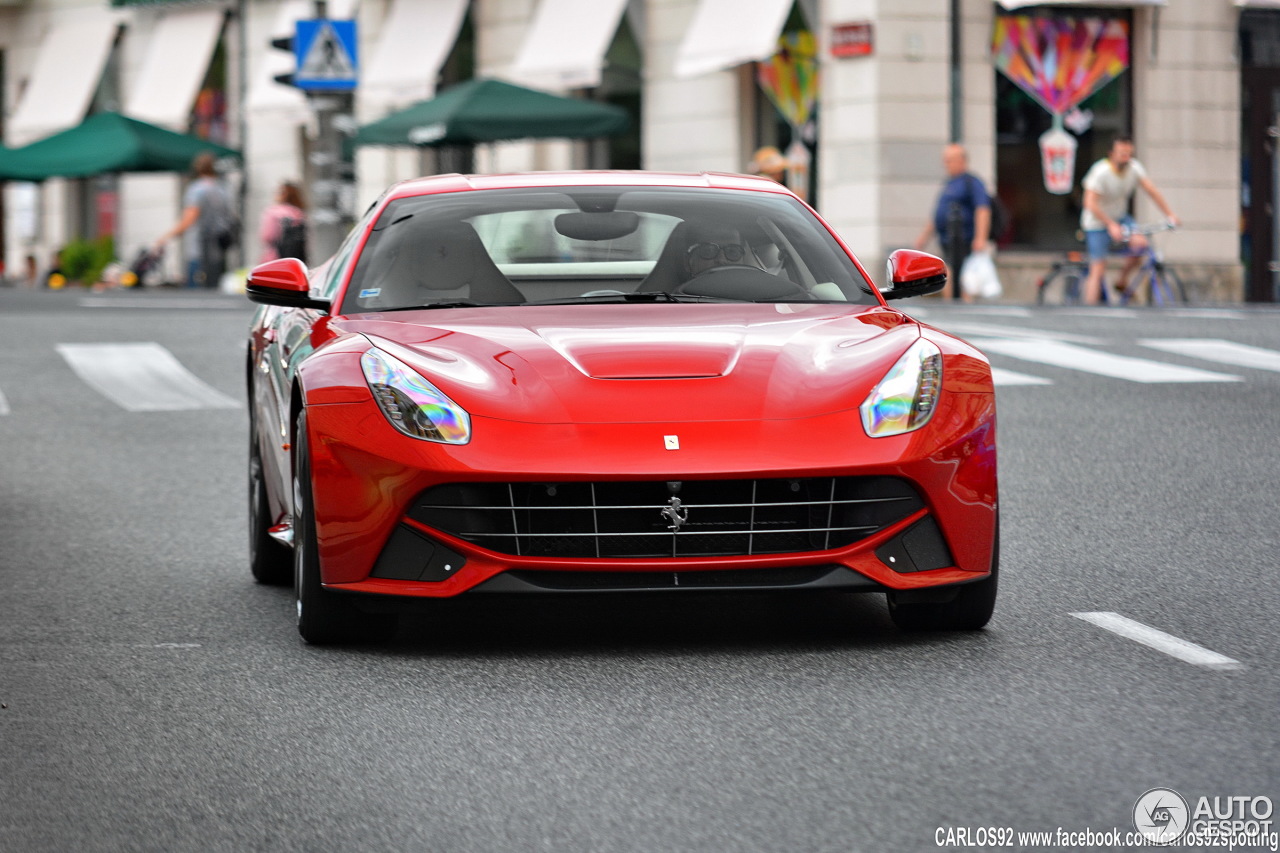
0, 387, 9, 415
971, 338, 1242, 383
1140, 339, 1280, 373
991, 367, 1052, 386
57, 343, 239, 412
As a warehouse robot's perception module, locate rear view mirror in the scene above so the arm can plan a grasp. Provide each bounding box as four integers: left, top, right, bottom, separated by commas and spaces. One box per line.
881, 250, 947, 300
555, 211, 640, 241
246, 258, 330, 310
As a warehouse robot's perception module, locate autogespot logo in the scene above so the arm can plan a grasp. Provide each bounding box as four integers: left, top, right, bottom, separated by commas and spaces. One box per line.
1134, 787, 1191, 845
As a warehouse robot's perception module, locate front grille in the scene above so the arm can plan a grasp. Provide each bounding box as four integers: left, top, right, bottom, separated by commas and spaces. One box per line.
408, 477, 924, 559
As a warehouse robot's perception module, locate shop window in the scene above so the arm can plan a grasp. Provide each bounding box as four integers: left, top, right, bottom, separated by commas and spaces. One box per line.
994, 9, 1132, 251
752, 3, 817, 204
589, 12, 642, 171
191, 39, 228, 146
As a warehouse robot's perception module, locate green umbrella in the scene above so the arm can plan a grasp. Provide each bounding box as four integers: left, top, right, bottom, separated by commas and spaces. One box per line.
352, 78, 630, 148
0, 111, 241, 181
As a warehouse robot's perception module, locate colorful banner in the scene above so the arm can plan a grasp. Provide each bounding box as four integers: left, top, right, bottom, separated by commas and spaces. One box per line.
992, 15, 1129, 117
757, 31, 819, 131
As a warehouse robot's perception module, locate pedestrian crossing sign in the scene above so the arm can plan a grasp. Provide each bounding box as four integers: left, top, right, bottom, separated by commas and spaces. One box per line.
293, 19, 358, 91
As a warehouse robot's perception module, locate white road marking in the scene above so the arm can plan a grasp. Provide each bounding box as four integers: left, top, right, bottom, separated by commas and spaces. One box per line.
1048, 308, 1140, 319
970, 338, 1241, 383
938, 322, 1102, 345
79, 297, 243, 310
57, 342, 240, 412
1071, 612, 1243, 671
1140, 339, 1280, 373
0, 387, 9, 415
991, 367, 1051, 386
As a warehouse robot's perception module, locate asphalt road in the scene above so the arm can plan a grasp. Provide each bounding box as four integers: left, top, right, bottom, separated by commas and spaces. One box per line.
1, 287, 1277, 852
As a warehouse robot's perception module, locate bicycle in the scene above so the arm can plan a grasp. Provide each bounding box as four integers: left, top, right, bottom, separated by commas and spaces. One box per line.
1036, 221, 1186, 306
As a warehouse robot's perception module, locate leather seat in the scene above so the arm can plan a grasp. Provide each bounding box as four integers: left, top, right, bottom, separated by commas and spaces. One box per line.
382, 221, 526, 306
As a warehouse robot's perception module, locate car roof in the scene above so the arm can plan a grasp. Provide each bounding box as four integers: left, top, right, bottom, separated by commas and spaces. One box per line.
379, 170, 796, 202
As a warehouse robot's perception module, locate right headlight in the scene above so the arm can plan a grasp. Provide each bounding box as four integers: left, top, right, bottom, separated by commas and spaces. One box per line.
859, 338, 942, 437
360, 347, 471, 444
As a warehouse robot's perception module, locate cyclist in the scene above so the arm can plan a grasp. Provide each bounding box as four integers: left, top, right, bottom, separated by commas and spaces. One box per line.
1080, 136, 1179, 305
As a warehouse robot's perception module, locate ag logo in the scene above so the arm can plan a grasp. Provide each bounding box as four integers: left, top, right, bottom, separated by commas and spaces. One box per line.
1133, 787, 1189, 845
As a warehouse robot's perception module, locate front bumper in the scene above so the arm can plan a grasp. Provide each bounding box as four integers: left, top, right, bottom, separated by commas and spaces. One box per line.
303, 391, 997, 598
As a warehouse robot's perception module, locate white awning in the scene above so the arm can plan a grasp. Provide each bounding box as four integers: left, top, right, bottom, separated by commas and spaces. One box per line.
673, 0, 792, 79
7, 11, 123, 145
363, 0, 468, 109
125, 7, 225, 131
1237, 0, 1280, 8
508, 0, 629, 90
996, 0, 1166, 8
247, 0, 359, 113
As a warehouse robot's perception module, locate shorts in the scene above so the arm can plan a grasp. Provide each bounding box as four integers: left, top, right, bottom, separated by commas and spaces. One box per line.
1084, 216, 1136, 262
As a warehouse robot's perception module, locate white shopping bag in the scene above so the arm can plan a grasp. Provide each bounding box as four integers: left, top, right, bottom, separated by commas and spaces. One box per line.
960, 250, 1002, 299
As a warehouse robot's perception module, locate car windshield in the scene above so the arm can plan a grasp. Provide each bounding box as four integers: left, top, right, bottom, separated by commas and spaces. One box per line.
339, 185, 877, 313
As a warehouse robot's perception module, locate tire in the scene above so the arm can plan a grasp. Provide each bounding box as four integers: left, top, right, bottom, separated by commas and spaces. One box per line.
1037, 266, 1083, 306
293, 409, 397, 645
1150, 264, 1187, 305
249, 430, 292, 585
887, 525, 999, 632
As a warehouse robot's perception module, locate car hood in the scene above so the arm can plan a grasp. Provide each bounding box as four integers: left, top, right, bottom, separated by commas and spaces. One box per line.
334, 303, 918, 424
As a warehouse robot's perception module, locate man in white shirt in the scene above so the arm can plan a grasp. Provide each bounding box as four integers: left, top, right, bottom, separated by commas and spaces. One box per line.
1080, 136, 1179, 305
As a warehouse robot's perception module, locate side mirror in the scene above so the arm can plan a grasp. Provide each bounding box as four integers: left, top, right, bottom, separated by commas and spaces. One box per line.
880, 250, 947, 300
246, 258, 330, 310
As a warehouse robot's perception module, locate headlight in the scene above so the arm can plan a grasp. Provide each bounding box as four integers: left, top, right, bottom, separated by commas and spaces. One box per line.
360, 348, 471, 444
860, 338, 942, 437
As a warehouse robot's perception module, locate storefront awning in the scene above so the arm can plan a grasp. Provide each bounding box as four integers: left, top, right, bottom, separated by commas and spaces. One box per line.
508, 0, 630, 90
1236, 0, 1280, 8
673, 0, 793, 78
7, 12, 123, 146
125, 7, 225, 130
363, 0, 468, 109
996, 0, 1166, 8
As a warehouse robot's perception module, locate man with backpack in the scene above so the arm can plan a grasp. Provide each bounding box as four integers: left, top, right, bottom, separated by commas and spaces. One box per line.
155, 151, 238, 289
258, 181, 308, 265
915, 143, 1002, 301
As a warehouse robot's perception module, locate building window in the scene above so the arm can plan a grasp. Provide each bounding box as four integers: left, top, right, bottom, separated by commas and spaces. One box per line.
994, 8, 1132, 251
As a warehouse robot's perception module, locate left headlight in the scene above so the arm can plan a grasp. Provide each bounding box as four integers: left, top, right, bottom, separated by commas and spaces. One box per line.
360, 347, 472, 444
860, 338, 942, 438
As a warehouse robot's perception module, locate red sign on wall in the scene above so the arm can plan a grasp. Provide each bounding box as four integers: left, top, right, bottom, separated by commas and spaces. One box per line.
831, 21, 874, 58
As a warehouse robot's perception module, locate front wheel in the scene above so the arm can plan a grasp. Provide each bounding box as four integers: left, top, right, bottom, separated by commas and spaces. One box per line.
293, 409, 397, 645
1148, 264, 1187, 305
887, 527, 998, 631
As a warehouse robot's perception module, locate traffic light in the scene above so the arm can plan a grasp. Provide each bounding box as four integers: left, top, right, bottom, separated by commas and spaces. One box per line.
271, 34, 296, 88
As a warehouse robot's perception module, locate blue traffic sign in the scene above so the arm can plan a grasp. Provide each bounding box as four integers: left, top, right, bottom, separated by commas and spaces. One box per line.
293, 19, 358, 91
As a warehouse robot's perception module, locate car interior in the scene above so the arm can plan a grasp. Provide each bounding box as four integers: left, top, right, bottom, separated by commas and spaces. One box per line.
340, 186, 876, 313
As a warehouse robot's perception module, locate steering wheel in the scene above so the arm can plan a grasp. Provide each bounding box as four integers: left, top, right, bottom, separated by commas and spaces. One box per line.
676, 265, 811, 301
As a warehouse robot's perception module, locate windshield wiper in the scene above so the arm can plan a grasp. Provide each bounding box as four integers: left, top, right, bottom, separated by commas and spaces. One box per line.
528, 291, 736, 306
379, 300, 519, 311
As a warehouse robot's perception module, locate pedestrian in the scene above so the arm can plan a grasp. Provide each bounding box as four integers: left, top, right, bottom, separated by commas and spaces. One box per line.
44, 248, 68, 290
915, 143, 992, 302
748, 146, 788, 183
258, 181, 309, 264
154, 151, 237, 289
1079, 136, 1179, 305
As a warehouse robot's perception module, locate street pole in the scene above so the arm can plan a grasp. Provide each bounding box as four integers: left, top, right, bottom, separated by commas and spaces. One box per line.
304, 0, 356, 262
307, 90, 355, 261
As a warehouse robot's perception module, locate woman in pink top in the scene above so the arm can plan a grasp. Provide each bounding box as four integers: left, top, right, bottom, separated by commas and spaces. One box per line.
258, 181, 308, 264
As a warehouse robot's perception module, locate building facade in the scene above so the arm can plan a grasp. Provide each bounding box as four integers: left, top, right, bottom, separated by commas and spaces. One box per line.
0, 0, 1269, 302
